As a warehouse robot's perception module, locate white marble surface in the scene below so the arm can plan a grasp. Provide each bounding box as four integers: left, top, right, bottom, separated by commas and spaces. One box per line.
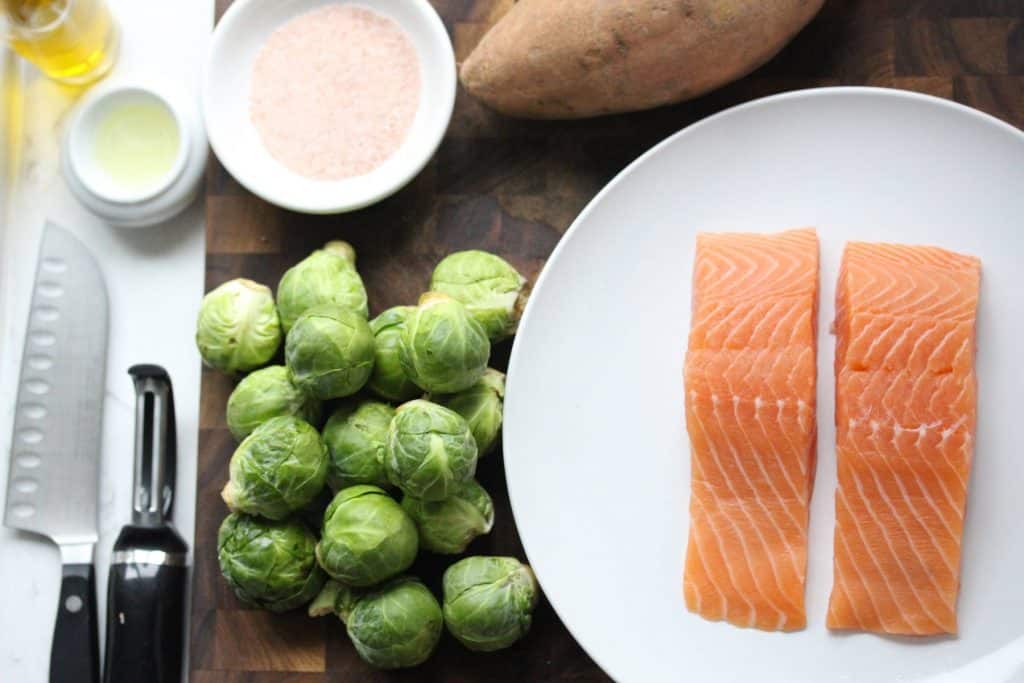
0, 1, 212, 680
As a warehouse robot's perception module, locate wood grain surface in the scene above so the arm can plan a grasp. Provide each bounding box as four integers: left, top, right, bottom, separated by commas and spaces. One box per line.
191, 1, 1024, 680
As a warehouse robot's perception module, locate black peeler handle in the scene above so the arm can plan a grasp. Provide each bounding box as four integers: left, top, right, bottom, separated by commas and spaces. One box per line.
103, 526, 188, 683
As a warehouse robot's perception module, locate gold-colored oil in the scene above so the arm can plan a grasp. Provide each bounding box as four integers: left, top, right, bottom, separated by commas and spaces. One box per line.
3, 0, 119, 85
94, 99, 181, 192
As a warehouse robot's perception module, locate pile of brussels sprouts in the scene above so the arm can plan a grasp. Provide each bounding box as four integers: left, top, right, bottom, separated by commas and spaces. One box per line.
196, 244, 538, 669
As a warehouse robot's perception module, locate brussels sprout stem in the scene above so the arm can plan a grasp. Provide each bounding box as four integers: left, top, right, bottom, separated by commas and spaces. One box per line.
308, 581, 342, 618
220, 481, 240, 510
417, 291, 451, 308
323, 241, 357, 266
308, 579, 360, 621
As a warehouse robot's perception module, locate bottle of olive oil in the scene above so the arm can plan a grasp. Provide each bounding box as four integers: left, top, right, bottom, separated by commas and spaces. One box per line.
3, 0, 119, 85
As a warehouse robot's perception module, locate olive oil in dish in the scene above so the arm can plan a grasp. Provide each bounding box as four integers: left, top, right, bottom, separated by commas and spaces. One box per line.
63, 84, 208, 227
92, 97, 181, 194
249, 4, 421, 181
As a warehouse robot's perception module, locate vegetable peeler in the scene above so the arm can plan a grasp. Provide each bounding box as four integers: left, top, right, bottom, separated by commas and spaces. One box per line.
102, 365, 188, 683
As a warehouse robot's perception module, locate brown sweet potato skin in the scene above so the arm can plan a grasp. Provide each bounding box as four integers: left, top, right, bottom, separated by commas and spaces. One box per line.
460, 0, 825, 119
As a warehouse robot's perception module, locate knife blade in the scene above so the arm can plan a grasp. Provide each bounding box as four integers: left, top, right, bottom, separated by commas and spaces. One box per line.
4, 221, 108, 683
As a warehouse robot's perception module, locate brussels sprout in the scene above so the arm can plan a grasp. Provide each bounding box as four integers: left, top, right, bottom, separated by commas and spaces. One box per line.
402, 480, 494, 554
345, 577, 443, 669
221, 416, 328, 520
430, 251, 529, 342
399, 293, 490, 394
385, 400, 478, 502
316, 485, 418, 587
217, 513, 326, 612
323, 400, 393, 491
442, 556, 539, 652
285, 305, 375, 400
225, 365, 321, 441
195, 278, 281, 374
433, 369, 505, 456
276, 241, 368, 332
366, 306, 420, 402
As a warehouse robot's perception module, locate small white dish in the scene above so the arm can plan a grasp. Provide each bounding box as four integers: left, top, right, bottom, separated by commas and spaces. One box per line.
63, 82, 208, 228
202, 0, 456, 215
504, 87, 1024, 683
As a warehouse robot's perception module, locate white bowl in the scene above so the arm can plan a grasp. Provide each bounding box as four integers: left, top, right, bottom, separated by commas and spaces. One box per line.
203, 0, 456, 214
63, 82, 208, 228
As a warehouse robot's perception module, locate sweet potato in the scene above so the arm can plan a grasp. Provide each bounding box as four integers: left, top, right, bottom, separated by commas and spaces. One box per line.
460, 0, 824, 119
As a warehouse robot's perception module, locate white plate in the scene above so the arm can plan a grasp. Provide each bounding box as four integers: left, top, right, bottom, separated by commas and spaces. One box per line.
504, 87, 1024, 683
203, 0, 455, 214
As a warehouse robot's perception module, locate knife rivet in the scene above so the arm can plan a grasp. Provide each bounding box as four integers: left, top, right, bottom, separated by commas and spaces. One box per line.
65, 595, 83, 613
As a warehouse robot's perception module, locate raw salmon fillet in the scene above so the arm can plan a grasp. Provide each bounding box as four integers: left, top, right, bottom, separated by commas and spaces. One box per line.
683, 228, 819, 631
827, 242, 981, 635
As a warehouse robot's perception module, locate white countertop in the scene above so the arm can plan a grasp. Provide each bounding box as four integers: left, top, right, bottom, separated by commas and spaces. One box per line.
0, 1, 212, 680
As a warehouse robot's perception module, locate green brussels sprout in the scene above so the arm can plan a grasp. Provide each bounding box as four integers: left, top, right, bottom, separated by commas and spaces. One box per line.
276, 241, 368, 332
345, 577, 443, 669
442, 556, 539, 652
323, 400, 394, 491
316, 485, 418, 587
399, 292, 490, 394
429, 250, 529, 342
217, 513, 326, 612
402, 479, 494, 554
196, 278, 281, 374
225, 365, 321, 441
385, 399, 478, 502
366, 306, 420, 402
285, 304, 375, 400
221, 416, 328, 520
433, 369, 505, 456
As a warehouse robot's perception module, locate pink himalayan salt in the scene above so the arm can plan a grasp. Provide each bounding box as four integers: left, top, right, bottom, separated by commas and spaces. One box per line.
249, 4, 422, 181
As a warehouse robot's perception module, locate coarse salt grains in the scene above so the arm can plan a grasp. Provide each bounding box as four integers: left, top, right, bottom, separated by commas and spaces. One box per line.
249, 4, 422, 181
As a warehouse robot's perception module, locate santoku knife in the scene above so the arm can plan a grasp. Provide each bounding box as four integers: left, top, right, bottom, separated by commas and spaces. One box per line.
3, 222, 108, 683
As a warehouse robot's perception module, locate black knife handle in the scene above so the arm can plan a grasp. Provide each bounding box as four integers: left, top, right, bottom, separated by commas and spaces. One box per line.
51, 563, 99, 683
103, 525, 188, 683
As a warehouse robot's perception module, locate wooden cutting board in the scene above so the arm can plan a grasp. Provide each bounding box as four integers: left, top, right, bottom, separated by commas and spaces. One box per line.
190, 1, 1024, 680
